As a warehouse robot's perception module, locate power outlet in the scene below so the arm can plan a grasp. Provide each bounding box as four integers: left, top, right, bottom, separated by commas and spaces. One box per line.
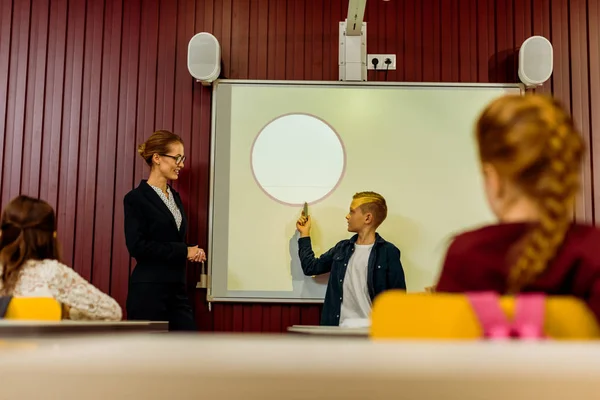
367, 54, 396, 70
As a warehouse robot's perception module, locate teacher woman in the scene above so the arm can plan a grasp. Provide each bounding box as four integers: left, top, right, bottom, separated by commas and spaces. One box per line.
124, 130, 206, 331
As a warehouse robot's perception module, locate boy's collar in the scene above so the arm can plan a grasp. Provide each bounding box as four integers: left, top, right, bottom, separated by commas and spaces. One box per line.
349, 233, 384, 244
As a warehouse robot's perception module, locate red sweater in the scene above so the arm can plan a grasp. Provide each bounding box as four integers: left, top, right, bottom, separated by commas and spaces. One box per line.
436, 222, 600, 321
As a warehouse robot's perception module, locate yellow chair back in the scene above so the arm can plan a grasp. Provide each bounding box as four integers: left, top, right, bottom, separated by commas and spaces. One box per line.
370, 290, 600, 340
4, 297, 62, 321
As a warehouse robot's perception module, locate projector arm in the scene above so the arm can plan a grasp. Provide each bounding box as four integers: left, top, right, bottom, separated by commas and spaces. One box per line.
346, 0, 367, 36
339, 0, 367, 81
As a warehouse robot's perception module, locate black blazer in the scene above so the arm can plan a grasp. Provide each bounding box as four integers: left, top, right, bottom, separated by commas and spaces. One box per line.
124, 180, 189, 283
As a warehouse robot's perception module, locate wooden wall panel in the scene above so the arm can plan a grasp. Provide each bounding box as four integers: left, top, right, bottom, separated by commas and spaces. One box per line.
590, 0, 600, 224
0, 0, 598, 332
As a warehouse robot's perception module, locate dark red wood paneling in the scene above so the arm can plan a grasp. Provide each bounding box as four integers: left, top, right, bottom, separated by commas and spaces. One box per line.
57, 0, 85, 271
0, 0, 598, 332
0, 0, 13, 194
590, 0, 600, 224
110, 0, 142, 308
569, 0, 593, 222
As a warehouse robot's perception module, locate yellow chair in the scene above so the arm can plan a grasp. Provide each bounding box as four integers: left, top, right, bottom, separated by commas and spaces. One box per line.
4, 297, 62, 321
370, 290, 600, 340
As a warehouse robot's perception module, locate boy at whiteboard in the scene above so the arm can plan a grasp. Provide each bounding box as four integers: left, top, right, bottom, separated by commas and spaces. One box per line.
296, 191, 406, 326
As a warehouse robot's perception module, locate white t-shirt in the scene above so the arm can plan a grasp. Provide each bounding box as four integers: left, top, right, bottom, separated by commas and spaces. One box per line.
339, 243, 374, 325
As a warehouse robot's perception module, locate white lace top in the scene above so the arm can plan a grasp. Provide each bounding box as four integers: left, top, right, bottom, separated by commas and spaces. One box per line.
149, 184, 182, 230
0, 259, 122, 321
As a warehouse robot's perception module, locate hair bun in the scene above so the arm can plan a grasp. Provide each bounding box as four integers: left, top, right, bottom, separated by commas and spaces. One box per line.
138, 130, 183, 166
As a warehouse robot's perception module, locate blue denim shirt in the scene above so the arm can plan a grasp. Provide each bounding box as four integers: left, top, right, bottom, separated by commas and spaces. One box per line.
298, 233, 406, 326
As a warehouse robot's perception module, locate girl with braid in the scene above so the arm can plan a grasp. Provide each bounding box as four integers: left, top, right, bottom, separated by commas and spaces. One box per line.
436, 94, 600, 321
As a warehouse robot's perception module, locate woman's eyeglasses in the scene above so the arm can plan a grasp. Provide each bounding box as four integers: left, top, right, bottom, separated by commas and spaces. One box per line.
160, 154, 186, 165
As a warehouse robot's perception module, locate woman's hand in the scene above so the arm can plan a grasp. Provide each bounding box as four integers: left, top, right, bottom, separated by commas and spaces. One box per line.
187, 246, 206, 262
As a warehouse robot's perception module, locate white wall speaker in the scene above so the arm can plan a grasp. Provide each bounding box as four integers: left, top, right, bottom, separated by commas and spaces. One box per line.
518, 36, 553, 87
188, 32, 221, 85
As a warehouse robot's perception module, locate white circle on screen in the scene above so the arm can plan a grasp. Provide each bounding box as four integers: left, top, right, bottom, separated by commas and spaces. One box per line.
251, 113, 346, 205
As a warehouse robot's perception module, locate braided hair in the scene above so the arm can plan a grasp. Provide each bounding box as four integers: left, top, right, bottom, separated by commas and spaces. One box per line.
475, 94, 584, 293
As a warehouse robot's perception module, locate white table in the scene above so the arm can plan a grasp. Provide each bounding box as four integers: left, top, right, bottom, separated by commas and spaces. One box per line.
287, 324, 369, 337
1, 333, 599, 399
0, 320, 168, 337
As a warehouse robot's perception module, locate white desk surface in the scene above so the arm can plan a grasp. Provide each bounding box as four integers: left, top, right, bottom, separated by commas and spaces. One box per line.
0, 319, 168, 336
287, 324, 369, 336
1, 333, 599, 399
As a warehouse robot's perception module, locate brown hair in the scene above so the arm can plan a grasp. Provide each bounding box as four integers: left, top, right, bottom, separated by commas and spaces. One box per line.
353, 191, 388, 227
138, 130, 184, 166
476, 94, 584, 293
0, 196, 61, 294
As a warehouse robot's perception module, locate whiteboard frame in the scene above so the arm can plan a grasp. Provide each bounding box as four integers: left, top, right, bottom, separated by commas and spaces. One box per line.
205, 80, 524, 303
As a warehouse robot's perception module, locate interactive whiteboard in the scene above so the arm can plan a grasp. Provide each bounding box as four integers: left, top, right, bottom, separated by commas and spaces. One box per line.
207, 81, 522, 302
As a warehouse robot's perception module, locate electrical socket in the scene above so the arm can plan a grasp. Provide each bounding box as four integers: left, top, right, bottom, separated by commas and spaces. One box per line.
367, 54, 396, 70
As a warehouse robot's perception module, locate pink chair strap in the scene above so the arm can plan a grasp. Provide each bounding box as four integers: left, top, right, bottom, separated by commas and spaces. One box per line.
513, 294, 546, 339
466, 292, 546, 340
467, 292, 511, 339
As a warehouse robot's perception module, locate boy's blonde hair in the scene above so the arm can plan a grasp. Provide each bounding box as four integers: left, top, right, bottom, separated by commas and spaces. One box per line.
353, 191, 387, 227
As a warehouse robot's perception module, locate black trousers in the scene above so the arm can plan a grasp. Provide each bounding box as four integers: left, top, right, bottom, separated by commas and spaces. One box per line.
126, 282, 197, 331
